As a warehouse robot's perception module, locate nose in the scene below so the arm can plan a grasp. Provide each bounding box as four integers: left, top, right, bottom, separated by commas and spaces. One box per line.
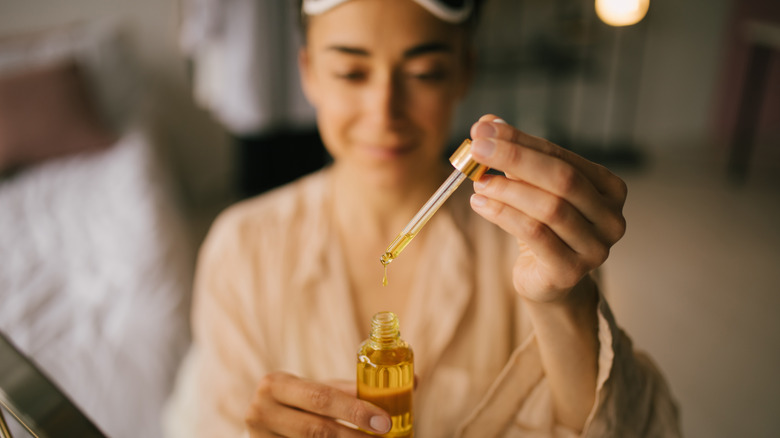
367, 70, 406, 127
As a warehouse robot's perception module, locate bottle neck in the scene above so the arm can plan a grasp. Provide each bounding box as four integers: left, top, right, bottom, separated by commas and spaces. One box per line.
368, 311, 402, 349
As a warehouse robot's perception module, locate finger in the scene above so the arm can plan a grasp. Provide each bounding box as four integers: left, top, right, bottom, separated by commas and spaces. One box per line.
248, 395, 373, 438
471, 137, 622, 243
325, 379, 357, 397
277, 410, 374, 438
474, 174, 611, 267
476, 113, 501, 123
469, 193, 581, 280
470, 130, 626, 243
470, 193, 593, 295
267, 373, 392, 435
470, 118, 628, 204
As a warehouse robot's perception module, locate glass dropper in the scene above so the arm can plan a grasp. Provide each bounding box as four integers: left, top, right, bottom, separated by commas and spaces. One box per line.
380, 139, 489, 282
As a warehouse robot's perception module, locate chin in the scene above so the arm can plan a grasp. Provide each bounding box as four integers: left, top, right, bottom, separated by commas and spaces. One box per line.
375, 161, 442, 193
334, 146, 441, 191
361, 164, 410, 191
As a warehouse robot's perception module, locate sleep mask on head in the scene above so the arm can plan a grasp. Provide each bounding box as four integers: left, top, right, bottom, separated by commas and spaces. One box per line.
302, 0, 475, 24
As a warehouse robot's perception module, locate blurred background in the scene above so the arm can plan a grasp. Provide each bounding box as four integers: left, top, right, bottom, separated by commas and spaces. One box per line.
0, 0, 778, 437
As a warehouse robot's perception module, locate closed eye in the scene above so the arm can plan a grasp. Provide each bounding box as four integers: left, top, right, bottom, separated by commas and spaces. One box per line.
408, 70, 447, 81
335, 71, 367, 82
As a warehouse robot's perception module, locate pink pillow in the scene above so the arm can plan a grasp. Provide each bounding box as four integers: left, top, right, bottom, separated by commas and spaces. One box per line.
0, 61, 116, 174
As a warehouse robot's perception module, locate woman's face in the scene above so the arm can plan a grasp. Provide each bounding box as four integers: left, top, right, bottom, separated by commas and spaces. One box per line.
300, 0, 473, 189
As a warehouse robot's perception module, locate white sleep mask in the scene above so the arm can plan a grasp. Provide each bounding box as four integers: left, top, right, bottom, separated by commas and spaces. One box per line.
302, 0, 475, 24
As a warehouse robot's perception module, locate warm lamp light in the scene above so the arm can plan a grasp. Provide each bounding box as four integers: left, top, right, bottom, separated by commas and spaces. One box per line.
595, 0, 650, 27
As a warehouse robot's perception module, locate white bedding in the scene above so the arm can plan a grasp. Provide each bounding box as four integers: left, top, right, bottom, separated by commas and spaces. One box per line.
0, 128, 193, 438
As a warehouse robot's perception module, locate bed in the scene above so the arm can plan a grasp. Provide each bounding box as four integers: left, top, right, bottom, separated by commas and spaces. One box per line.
0, 21, 194, 438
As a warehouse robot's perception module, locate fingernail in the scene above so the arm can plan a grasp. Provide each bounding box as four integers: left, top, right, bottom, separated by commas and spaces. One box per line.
471, 138, 495, 158
470, 194, 488, 208
370, 416, 391, 434
474, 175, 490, 191
494, 118, 507, 124
474, 122, 497, 138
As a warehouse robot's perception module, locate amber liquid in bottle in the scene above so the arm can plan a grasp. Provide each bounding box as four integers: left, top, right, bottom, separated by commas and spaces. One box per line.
357, 312, 414, 437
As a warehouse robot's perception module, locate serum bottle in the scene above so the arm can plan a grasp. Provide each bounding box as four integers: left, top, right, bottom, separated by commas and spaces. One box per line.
357, 311, 414, 437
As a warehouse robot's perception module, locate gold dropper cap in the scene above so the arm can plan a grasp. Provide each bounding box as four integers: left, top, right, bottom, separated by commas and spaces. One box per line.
449, 139, 488, 181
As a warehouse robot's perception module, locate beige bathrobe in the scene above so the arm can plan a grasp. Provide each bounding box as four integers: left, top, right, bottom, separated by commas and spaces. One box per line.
165, 169, 680, 438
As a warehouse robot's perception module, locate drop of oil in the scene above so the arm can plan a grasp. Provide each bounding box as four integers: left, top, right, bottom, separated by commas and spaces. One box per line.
380, 252, 393, 287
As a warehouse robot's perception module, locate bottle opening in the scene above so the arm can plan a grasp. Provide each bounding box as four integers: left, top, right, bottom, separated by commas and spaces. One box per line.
370, 311, 400, 346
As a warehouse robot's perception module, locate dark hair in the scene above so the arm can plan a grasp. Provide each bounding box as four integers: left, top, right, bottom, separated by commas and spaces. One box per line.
295, 0, 487, 43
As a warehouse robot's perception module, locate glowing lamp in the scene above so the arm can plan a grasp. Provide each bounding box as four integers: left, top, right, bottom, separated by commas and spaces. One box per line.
595, 0, 650, 27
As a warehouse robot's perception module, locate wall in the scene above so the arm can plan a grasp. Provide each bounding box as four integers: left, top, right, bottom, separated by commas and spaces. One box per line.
457, 0, 733, 156
634, 0, 733, 150
711, 0, 780, 166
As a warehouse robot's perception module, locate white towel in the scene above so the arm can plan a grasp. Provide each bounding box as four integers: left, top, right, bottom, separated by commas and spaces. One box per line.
180, 0, 314, 134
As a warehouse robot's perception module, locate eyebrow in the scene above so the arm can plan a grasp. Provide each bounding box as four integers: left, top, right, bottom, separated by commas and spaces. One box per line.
325, 41, 453, 58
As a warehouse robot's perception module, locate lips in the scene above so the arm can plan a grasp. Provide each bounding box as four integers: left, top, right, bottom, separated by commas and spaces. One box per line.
359, 142, 417, 160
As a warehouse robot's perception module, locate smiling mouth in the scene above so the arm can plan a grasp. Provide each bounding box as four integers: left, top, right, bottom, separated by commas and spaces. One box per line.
361, 143, 417, 160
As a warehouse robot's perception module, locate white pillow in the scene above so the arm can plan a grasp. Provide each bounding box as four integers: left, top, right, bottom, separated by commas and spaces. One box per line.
0, 19, 146, 132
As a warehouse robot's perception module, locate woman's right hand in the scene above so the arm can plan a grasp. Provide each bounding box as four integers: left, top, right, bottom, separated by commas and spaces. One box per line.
245, 372, 392, 437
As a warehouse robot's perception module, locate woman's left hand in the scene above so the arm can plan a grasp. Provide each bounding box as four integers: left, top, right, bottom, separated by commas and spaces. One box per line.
469, 115, 627, 304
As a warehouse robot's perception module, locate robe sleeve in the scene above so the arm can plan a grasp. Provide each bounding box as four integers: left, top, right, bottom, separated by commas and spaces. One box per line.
508, 294, 682, 437
456, 291, 682, 438
578, 295, 682, 437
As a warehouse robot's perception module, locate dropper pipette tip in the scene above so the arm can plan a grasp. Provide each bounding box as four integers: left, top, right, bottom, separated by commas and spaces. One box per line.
379, 138, 488, 268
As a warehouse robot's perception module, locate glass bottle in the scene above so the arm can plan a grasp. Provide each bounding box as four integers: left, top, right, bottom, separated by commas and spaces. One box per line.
357, 311, 414, 437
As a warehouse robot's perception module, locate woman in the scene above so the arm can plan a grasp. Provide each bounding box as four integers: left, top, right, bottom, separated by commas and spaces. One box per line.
166, 0, 680, 436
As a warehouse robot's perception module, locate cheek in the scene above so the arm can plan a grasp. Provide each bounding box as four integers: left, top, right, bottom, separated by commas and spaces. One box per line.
313, 80, 355, 117
306, 65, 359, 124
313, 87, 358, 155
